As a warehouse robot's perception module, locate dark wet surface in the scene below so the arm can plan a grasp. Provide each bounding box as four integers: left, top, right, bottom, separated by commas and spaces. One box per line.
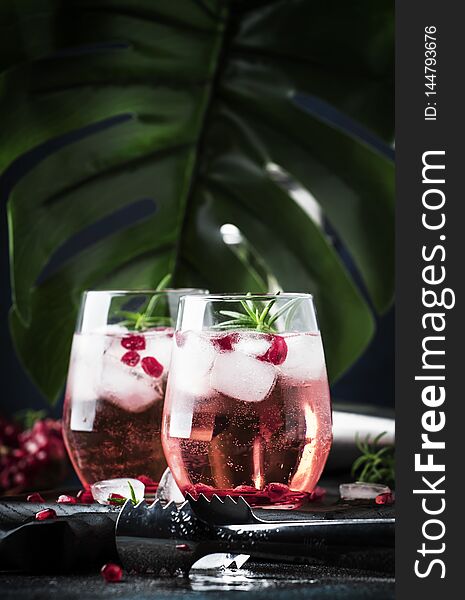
0, 562, 394, 599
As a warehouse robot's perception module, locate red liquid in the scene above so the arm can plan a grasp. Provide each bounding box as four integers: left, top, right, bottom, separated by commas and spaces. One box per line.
63, 329, 173, 487
162, 331, 332, 508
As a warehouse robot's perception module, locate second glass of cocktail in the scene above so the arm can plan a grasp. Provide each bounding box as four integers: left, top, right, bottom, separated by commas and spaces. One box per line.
63, 287, 206, 490
162, 293, 333, 508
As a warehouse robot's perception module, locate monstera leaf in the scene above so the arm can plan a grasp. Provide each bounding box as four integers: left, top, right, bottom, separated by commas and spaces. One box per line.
0, 0, 394, 403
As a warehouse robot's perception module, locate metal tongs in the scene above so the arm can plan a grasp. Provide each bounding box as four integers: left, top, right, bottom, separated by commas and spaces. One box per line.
116, 494, 394, 577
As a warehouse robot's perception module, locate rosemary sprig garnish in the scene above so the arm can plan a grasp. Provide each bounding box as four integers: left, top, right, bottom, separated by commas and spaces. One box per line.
116, 274, 172, 331
215, 292, 302, 333
351, 432, 395, 487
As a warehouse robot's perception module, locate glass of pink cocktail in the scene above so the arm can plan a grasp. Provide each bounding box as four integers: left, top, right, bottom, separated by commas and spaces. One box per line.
63, 288, 206, 489
162, 293, 333, 508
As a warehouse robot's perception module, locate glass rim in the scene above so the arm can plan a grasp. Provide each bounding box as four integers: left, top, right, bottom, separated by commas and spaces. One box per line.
179, 292, 314, 302
82, 288, 207, 296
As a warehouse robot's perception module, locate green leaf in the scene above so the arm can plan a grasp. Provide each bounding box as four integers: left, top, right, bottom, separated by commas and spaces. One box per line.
1, 0, 394, 403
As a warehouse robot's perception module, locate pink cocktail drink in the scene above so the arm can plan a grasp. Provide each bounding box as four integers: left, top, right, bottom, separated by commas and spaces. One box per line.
63, 327, 174, 487
162, 327, 332, 508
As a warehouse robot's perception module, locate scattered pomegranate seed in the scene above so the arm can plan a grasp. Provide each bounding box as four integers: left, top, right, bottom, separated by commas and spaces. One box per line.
120, 350, 140, 367
259, 335, 288, 365
211, 333, 239, 352
35, 508, 57, 521
141, 356, 163, 378
101, 563, 123, 583
176, 544, 191, 551
57, 494, 77, 504
27, 492, 45, 503
121, 335, 145, 351
375, 492, 394, 505
77, 489, 94, 503
175, 331, 186, 347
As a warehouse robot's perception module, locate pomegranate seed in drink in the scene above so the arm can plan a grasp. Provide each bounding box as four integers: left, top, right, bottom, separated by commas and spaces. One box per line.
121, 335, 145, 351
120, 351, 140, 367
141, 356, 163, 378
101, 563, 123, 583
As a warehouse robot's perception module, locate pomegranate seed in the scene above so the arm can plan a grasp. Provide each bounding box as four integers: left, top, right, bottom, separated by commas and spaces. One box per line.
176, 544, 191, 551
259, 335, 288, 365
375, 492, 394, 505
27, 492, 45, 503
121, 335, 145, 351
175, 331, 186, 347
121, 350, 140, 367
101, 563, 123, 583
141, 356, 163, 378
211, 333, 239, 352
108, 493, 126, 505
35, 508, 57, 521
57, 494, 77, 504
77, 489, 94, 503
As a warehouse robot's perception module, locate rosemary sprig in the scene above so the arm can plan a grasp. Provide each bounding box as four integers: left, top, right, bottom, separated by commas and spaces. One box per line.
351, 432, 395, 487
215, 292, 302, 333
116, 274, 172, 331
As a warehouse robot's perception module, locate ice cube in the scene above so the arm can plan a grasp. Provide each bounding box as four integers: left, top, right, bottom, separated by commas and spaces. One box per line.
91, 478, 145, 505
99, 351, 161, 412
144, 331, 173, 371
233, 332, 271, 358
279, 334, 326, 383
171, 332, 216, 395
155, 468, 185, 504
339, 482, 391, 500
210, 351, 276, 402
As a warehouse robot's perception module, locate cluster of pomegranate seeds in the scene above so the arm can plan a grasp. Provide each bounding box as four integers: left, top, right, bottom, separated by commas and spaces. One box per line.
375, 492, 394, 505
35, 508, 57, 521
141, 356, 163, 378
121, 335, 145, 351
259, 335, 288, 365
101, 563, 123, 583
0, 415, 67, 495
118, 333, 163, 377
27, 492, 45, 503
57, 494, 78, 504
121, 351, 140, 367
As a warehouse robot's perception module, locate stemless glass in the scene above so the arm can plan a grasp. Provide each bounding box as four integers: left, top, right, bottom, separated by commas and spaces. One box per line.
162, 293, 333, 508
63, 288, 207, 489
